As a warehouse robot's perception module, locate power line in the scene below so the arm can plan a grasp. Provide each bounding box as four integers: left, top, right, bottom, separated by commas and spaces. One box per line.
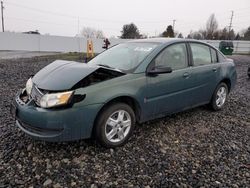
4, 1, 174, 24
233, 6, 250, 12
3, 0, 250, 38
4, 0, 250, 25
5, 16, 77, 27
5, 1, 77, 19
5, 16, 122, 32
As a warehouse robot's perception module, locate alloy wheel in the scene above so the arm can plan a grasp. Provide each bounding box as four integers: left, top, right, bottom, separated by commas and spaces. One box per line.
216, 86, 227, 107
104, 110, 132, 143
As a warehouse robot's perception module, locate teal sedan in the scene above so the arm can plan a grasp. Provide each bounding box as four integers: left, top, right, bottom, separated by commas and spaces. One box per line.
12, 38, 237, 147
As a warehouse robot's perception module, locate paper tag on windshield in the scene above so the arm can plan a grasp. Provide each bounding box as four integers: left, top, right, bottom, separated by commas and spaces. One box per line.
134, 47, 153, 52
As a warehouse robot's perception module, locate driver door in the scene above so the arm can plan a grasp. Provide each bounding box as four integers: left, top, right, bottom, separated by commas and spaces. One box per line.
145, 43, 193, 116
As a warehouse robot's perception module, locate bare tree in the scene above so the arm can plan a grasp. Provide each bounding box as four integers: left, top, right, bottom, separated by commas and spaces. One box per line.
186, 31, 203, 40
192, 32, 203, 40
81, 27, 105, 39
219, 28, 228, 40
229, 29, 236, 40
206, 14, 218, 39
243, 27, 250, 40
95, 30, 105, 39
177, 33, 183, 38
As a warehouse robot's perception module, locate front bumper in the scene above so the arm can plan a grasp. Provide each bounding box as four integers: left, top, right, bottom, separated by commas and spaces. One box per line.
12, 91, 103, 142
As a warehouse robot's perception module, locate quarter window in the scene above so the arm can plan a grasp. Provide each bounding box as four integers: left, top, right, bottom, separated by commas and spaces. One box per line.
190, 43, 211, 66
210, 48, 218, 63
154, 43, 188, 70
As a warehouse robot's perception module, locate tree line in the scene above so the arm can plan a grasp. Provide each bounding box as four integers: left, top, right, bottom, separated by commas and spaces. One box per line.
80, 14, 250, 40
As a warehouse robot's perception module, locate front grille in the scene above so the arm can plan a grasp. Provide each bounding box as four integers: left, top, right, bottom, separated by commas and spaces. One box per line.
16, 120, 63, 136
30, 85, 44, 105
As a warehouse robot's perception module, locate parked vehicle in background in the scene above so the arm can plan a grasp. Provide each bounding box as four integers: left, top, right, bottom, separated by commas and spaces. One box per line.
12, 38, 237, 147
219, 41, 234, 55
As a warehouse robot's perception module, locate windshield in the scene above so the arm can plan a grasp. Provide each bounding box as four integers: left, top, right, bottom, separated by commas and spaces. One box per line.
89, 42, 159, 72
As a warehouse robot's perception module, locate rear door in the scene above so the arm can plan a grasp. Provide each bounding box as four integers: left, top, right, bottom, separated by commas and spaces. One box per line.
188, 42, 220, 105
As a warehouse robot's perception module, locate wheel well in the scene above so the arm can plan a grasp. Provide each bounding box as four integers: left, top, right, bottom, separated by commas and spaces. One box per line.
103, 96, 141, 121
92, 96, 141, 136
220, 78, 231, 92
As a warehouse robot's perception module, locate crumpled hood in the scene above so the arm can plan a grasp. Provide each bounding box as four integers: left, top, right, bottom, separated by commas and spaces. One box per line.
32, 60, 99, 91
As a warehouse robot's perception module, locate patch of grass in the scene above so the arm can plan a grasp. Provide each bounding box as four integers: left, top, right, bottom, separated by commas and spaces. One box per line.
22, 52, 99, 63
45, 52, 87, 62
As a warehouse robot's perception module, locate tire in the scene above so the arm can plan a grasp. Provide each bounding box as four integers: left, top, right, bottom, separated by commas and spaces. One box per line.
210, 82, 228, 111
248, 67, 250, 78
94, 103, 136, 148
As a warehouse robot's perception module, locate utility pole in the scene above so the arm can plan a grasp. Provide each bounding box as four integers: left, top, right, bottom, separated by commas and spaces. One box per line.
228, 11, 234, 40
1, 1, 4, 32
77, 17, 80, 36
77, 17, 80, 53
172, 19, 176, 31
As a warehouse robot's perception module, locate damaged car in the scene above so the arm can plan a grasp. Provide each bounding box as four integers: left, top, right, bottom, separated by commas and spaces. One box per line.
11, 38, 237, 147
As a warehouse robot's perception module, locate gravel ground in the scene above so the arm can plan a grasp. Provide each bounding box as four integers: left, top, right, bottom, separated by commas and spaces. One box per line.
0, 55, 249, 187
0, 51, 60, 60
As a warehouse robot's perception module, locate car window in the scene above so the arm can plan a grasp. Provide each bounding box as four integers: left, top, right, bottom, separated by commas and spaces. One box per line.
89, 42, 159, 73
210, 48, 218, 63
190, 43, 211, 66
154, 43, 188, 70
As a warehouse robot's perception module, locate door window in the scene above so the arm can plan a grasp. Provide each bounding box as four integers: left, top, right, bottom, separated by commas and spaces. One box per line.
154, 43, 188, 70
190, 43, 212, 66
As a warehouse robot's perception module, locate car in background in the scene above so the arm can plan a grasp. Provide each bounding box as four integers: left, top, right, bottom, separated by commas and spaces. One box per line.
219, 41, 234, 55
11, 38, 237, 147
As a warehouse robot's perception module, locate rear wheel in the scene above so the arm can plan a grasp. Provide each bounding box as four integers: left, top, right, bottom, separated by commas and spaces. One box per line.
210, 82, 228, 111
95, 103, 135, 148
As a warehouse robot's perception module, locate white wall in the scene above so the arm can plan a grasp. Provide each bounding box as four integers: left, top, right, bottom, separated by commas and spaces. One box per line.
204, 40, 250, 54
0, 32, 129, 53
0, 32, 250, 54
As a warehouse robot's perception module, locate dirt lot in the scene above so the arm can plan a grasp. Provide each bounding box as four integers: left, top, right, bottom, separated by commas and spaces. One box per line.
0, 55, 249, 187
0, 51, 60, 60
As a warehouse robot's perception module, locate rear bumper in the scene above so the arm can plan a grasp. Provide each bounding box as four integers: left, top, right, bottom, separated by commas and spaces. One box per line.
13, 91, 103, 142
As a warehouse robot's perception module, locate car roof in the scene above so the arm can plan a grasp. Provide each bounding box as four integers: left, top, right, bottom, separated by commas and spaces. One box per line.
127, 37, 181, 44
127, 37, 211, 45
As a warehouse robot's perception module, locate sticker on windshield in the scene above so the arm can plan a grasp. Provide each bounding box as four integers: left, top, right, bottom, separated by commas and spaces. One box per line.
134, 47, 153, 52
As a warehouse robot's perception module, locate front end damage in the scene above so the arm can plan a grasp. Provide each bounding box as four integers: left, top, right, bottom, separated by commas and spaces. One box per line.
12, 60, 125, 141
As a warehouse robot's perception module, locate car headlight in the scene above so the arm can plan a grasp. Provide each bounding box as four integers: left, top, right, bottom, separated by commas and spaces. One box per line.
26, 78, 33, 95
40, 91, 74, 108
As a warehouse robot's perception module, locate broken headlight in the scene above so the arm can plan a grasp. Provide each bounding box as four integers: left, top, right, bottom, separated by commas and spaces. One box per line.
39, 91, 74, 108
26, 77, 33, 95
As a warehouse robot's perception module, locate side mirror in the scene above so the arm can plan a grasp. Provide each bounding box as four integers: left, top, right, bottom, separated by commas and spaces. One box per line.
147, 66, 172, 76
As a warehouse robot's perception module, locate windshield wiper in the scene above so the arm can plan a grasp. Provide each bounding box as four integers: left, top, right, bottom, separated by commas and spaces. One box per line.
96, 64, 124, 73
96, 64, 113, 69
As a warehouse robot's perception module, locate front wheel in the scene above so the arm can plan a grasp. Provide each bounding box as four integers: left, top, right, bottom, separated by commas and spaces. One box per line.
210, 82, 228, 111
94, 103, 135, 148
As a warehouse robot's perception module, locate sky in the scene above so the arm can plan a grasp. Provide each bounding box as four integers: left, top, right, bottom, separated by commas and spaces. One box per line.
1, 0, 250, 38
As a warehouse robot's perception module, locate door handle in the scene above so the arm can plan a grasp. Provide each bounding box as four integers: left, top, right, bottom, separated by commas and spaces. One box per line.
212, 67, 217, 72
183, 72, 190, 78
